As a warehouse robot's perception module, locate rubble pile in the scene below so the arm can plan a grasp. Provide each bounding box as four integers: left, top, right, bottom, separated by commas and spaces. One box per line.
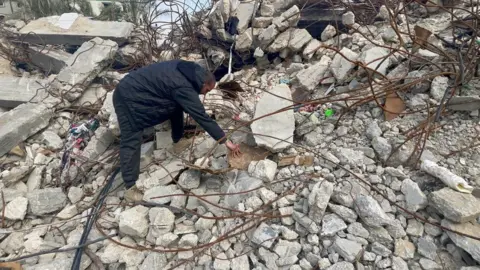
0, 0, 480, 269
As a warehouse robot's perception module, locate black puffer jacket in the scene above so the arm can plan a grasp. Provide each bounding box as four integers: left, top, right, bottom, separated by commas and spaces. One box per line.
115, 60, 226, 143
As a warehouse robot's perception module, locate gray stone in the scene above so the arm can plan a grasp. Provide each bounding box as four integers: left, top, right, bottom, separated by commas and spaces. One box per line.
419, 258, 441, 270
259, 2, 274, 16
360, 47, 391, 76
236, 1, 259, 33
330, 47, 359, 82
274, 239, 302, 257
4, 197, 28, 220
248, 159, 277, 182
78, 126, 115, 168
252, 17, 272, 28
406, 218, 424, 237
418, 236, 438, 260
53, 37, 118, 101
326, 261, 354, 270
72, 83, 107, 107
333, 238, 363, 262
267, 28, 293, 53
23, 257, 91, 270
19, 14, 134, 45
401, 178, 428, 212
252, 222, 279, 248
40, 130, 64, 150
430, 188, 480, 223
140, 252, 167, 270
372, 242, 392, 256
27, 188, 67, 215
0, 103, 53, 157
372, 136, 392, 162
1, 166, 32, 186
347, 222, 370, 238
308, 181, 334, 222
392, 256, 409, 270
321, 213, 347, 236
231, 254, 250, 270
292, 211, 319, 234
430, 76, 448, 101
354, 194, 393, 227
441, 219, 480, 263
149, 207, 175, 237
328, 203, 358, 223
447, 96, 480, 111
251, 84, 294, 152
119, 205, 149, 238
295, 55, 332, 92
178, 169, 201, 189
366, 121, 382, 140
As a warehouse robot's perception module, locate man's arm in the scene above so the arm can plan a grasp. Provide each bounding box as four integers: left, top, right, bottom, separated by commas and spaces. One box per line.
170, 106, 184, 143
172, 88, 227, 143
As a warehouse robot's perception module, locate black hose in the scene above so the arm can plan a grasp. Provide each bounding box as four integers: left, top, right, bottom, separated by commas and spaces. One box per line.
71, 166, 121, 270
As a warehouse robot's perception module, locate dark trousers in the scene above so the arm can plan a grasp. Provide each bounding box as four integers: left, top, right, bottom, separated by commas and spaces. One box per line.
113, 89, 143, 189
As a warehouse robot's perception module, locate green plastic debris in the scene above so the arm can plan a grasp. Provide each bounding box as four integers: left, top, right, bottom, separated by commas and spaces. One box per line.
324, 108, 334, 117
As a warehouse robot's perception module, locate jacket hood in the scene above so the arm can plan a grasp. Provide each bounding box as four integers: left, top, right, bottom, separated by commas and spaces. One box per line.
177, 60, 207, 94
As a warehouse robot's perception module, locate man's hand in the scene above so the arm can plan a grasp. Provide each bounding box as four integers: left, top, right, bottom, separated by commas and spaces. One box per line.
226, 140, 242, 158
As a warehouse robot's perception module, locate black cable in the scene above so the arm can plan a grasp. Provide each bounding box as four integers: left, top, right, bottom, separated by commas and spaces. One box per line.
70, 166, 121, 270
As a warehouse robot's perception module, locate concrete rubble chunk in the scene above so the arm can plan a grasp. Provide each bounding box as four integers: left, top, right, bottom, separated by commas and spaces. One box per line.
78, 126, 115, 167
401, 178, 428, 212
302, 39, 321, 59
342, 11, 355, 25
394, 238, 415, 259
236, 1, 259, 34
119, 205, 149, 238
1, 165, 32, 186
308, 181, 334, 222
26, 45, 70, 74
333, 238, 362, 262
321, 213, 347, 236
295, 55, 332, 92
442, 219, 480, 263
326, 262, 355, 270
4, 197, 28, 220
288, 29, 313, 52
273, 5, 300, 31
292, 211, 319, 233
429, 188, 480, 223
252, 222, 279, 248
267, 28, 294, 53
360, 47, 392, 75
178, 169, 201, 189
73, 84, 107, 107
251, 84, 295, 152
27, 188, 67, 215
248, 159, 277, 182
40, 130, 64, 150
330, 47, 359, 82
447, 96, 480, 111
252, 17, 273, 28
430, 76, 448, 101
372, 136, 392, 162
143, 185, 178, 204
235, 29, 254, 51
354, 194, 393, 227
18, 14, 134, 45
321, 25, 336, 41
0, 75, 50, 108
0, 103, 53, 157
53, 37, 118, 101
258, 24, 279, 48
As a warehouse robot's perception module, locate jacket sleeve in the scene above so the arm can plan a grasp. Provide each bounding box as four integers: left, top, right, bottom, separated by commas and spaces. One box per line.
170, 106, 184, 143
172, 88, 226, 143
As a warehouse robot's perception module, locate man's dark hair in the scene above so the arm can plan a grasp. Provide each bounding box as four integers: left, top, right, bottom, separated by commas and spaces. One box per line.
204, 71, 216, 86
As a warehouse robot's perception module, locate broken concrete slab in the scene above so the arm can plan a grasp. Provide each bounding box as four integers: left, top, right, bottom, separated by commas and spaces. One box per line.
330, 47, 359, 82
26, 45, 70, 74
52, 37, 118, 102
295, 55, 332, 92
251, 84, 295, 152
447, 96, 480, 111
441, 219, 480, 263
17, 14, 134, 46
0, 75, 49, 108
77, 126, 115, 167
429, 188, 480, 223
0, 103, 53, 157
360, 47, 392, 76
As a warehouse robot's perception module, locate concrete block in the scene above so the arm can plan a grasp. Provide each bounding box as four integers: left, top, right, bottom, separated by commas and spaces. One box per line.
0, 103, 53, 157
0, 75, 49, 108
17, 14, 134, 46
72, 84, 107, 107
80, 126, 115, 164
52, 37, 118, 102
27, 45, 70, 74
